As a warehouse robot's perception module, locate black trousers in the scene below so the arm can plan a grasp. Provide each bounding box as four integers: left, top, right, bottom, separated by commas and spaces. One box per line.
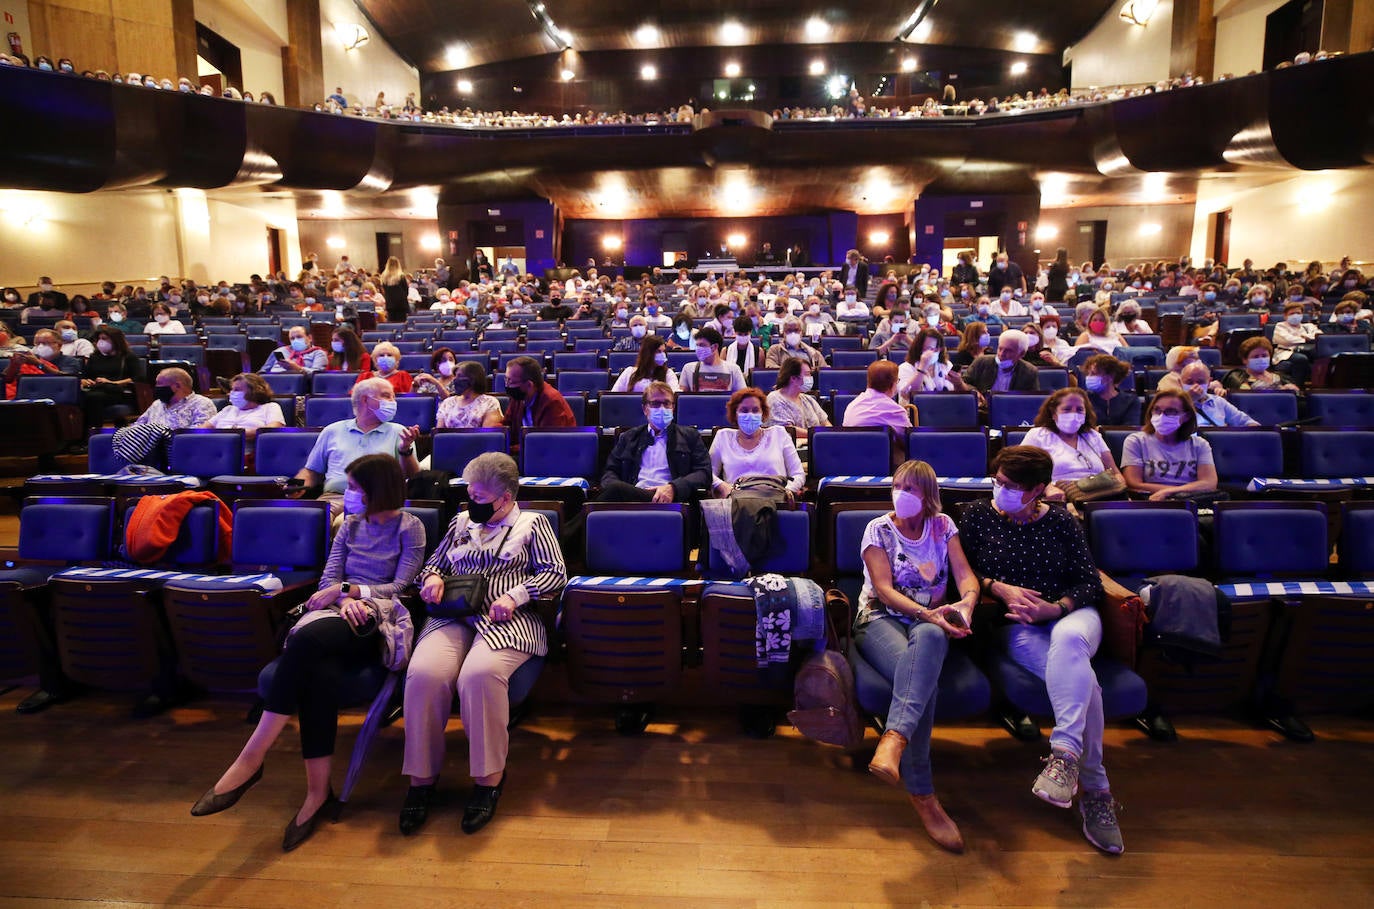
264, 615, 378, 759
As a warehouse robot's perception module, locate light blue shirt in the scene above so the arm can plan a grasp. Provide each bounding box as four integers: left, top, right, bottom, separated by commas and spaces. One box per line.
260, 344, 327, 374
304, 418, 407, 493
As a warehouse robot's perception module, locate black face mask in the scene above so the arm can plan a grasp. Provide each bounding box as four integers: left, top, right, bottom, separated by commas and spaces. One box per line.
467, 497, 499, 524
154, 386, 175, 404
506, 385, 527, 401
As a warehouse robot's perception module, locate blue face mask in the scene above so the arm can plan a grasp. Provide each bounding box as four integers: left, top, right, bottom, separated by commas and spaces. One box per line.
374, 398, 398, 422
1204, 291, 1217, 302
648, 405, 673, 431
376, 355, 396, 372
228, 391, 248, 409
342, 488, 366, 515
736, 411, 763, 435
290, 337, 308, 352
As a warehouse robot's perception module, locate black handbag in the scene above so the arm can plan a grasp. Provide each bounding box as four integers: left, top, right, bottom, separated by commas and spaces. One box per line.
426, 574, 489, 619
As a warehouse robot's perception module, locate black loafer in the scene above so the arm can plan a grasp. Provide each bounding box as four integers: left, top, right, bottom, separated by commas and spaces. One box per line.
398, 784, 435, 836
1134, 710, 1178, 743
191, 765, 263, 817
282, 790, 339, 852
1266, 713, 1315, 744
15, 689, 64, 715
461, 774, 506, 835
998, 708, 1042, 742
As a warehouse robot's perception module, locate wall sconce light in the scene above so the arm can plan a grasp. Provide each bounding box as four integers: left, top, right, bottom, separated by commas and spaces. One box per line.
337, 23, 370, 51
1119, 0, 1158, 27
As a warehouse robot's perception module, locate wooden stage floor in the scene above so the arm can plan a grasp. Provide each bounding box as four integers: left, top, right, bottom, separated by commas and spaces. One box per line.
1, 689, 1373, 908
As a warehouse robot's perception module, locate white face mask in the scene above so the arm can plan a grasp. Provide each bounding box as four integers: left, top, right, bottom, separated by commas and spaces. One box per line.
34, 344, 55, 360
1249, 357, 1270, 372
96, 339, 113, 355
653, 351, 668, 366
155, 314, 169, 324
631, 325, 647, 339
1055, 411, 1085, 434
1286, 314, 1302, 326
800, 375, 814, 392
1152, 412, 1183, 435
992, 480, 1028, 513
785, 332, 801, 347
892, 489, 923, 519
438, 360, 455, 377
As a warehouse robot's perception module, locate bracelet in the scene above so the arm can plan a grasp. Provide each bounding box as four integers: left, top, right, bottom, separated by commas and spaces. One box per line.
398, 447, 414, 456
1058, 600, 1071, 618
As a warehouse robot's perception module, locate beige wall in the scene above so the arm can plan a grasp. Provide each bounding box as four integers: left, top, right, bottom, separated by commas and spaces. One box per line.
1067, 0, 1175, 89
193, 0, 286, 98
317, 0, 417, 108
0, 187, 299, 290
1213, 0, 1287, 78
1037, 202, 1196, 265
3, 0, 33, 59
296, 219, 441, 274
1190, 169, 1374, 269
26, 0, 181, 78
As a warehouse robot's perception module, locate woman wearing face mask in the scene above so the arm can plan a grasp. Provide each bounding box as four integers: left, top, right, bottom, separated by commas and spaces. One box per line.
1269, 301, 1318, 385
435, 361, 504, 429
1, 287, 24, 310
871, 282, 901, 321
1185, 283, 1226, 343
991, 288, 1027, 318
957, 446, 1122, 855
765, 358, 830, 440
80, 326, 144, 428
709, 388, 805, 500
401, 452, 566, 836
327, 327, 370, 373
192, 454, 423, 852
1322, 297, 1371, 336
144, 303, 185, 336
412, 347, 462, 397
899, 329, 964, 400
1121, 390, 1218, 502
1023, 388, 1123, 504
612, 335, 680, 393
357, 342, 413, 393
262, 326, 327, 374
950, 321, 990, 371
664, 314, 696, 351
855, 459, 979, 853
1074, 307, 1126, 355
1110, 302, 1152, 336
4, 329, 75, 399
1079, 355, 1139, 426
203, 373, 286, 455
1222, 337, 1295, 392
1033, 313, 1074, 366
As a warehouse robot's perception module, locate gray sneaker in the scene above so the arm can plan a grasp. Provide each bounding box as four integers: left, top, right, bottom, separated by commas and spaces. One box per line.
1079, 790, 1125, 855
1031, 749, 1079, 808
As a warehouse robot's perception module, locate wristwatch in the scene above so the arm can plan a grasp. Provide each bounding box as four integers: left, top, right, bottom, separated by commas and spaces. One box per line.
340, 582, 352, 597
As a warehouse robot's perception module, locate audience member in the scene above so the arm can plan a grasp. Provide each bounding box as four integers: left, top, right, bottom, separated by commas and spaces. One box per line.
358, 341, 413, 393
765, 358, 830, 439
503, 356, 576, 434
856, 459, 979, 852
145, 303, 186, 335
402, 452, 567, 835
612, 335, 679, 392
328, 326, 371, 373
1222, 338, 1296, 392
709, 388, 804, 498
79, 325, 143, 427
412, 347, 461, 397
295, 377, 421, 515
1180, 362, 1257, 427
680, 327, 747, 393
843, 360, 913, 431
4, 328, 80, 397
1121, 390, 1218, 501
598, 382, 711, 503
1080, 355, 1138, 426
1022, 388, 1123, 503
261, 324, 327, 374
963, 329, 1038, 394
203, 372, 287, 442
435, 361, 504, 429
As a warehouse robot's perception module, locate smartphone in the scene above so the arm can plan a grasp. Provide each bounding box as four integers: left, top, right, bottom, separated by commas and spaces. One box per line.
274, 350, 285, 359
945, 610, 968, 630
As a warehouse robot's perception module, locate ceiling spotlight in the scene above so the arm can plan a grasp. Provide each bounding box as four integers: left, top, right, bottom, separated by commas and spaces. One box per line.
602, 235, 623, 251
1012, 31, 1037, 53
726, 232, 748, 247
809, 59, 826, 75
640, 64, 658, 80
868, 230, 890, 245
724, 61, 741, 77
826, 74, 850, 99
335, 23, 369, 52
635, 23, 660, 44
900, 57, 917, 72
805, 16, 830, 40
560, 69, 575, 81
1009, 61, 1029, 76
456, 79, 473, 93
721, 20, 746, 44
444, 45, 469, 68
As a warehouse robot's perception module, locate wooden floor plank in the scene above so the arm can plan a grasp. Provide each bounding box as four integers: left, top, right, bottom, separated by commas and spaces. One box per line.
2, 689, 1373, 908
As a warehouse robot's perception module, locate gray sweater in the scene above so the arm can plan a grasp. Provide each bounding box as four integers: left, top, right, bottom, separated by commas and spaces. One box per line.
320, 511, 426, 600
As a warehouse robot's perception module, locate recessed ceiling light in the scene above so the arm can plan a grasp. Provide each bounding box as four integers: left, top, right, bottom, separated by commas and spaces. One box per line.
809, 59, 826, 75
444, 45, 468, 68
560, 68, 575, 81
901, 57, 917, 72
805, 17, 829, 40
721, 20, 746, 44
1013, 31, 1037, 53
635, 23, 659, 44
640, 64, 657, 80
1009, 61, 1029, 76
724, 61, 741, 77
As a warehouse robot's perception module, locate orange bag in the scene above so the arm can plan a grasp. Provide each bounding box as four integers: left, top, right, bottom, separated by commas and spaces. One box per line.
124, 490, 233, 564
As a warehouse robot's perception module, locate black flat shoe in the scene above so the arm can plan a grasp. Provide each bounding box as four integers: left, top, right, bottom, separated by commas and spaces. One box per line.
1134, 709, 1178, 743
1265, 713, 1315, 744
998, 708, 1041, 742
191, 765, 263, 817
282, 790, 339, 852
461, 774, 506, 835
398, 784, 435, 836
15, 689, 65, 715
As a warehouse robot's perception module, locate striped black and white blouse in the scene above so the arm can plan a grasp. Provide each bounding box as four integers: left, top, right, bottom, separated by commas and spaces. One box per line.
418, 504, 566, 656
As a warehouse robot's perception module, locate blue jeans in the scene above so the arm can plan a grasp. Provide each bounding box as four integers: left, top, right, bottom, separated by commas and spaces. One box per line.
854, 615, 949, 795
1003, 607, 1109, 791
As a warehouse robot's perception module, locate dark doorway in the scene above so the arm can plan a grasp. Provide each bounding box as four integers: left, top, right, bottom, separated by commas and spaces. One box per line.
1077, 220, 1108, 269
1263, 0, 1324, 71
266, 227, 283, 276
1210, 210, 1232, 265
375, 233, 402, 271
195, 22, 243, 91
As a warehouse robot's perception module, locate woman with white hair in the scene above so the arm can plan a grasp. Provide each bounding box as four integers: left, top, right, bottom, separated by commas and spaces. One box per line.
399, 453, 567, 837
357, 341, 413, 393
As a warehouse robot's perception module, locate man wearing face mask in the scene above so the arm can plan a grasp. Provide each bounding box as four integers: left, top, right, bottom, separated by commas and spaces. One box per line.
963, 329, 1039, 395
764, 318, 823, 371
3, 328, 82, 397
53, 320, 94, 359
502, 357, 576, 449
537, 293, 574, 322
1179, 362, 1257, 428
261, 326, 327, 374
25, 276, 68, 312
986, 253, 1026, 298
722, 315, 761, 374
612, 315, 651, 352
598, 382, 711, 504
295, 377, 421, 517
1185, 283, 1226, 343
107, 367, 218, 470
679, 327, 747, 393
840, 249, 870, 299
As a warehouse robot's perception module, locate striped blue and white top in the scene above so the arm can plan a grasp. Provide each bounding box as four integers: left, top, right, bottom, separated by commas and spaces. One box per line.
418, 504, 566, 656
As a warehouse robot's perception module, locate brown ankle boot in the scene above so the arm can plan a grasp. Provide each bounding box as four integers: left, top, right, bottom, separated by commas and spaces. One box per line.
868, 729, 908, 787
909, 793, 965, 853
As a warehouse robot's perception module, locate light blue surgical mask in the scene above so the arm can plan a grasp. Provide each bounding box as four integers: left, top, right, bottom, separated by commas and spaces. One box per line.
648, 405, 673, 431
736, 411, 762, 434
228, 391, 248, 409
376, 355, 396, 372
992, 479, 1028, 514
290, 337, 308, 352
343, 488, 366, 515
374, 398, 398, 422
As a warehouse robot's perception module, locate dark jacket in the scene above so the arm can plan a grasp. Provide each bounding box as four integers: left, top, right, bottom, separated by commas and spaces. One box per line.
950, 262, 979, 286
964, 354, 1038, 393
504, 384, 577, 447
601, 422, 712, 503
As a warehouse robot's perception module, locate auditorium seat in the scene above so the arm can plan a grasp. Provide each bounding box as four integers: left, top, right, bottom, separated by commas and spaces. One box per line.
311, 372, 361, 395
987, 392, 1050, 430
810, 426, 893, 481
169, 428, 246, 478
909, 392, 978, 428
597, 392, 648, 429
1082, 501, 1199, 585
430, 427, 509, 475
304, 396, 354, 428
519, 426, 599, 481
1306, 390, 1374, 427
1199, 428, 1285, 494
907, 428, 989, 478
261, 373, 308, 396
675, 393, 730, 430
1298, 428, 1374, 479
817, 369, 870, 397
1226, 391, 1298, 427
553, 370, 611, 398
1213, 501, 1329, 584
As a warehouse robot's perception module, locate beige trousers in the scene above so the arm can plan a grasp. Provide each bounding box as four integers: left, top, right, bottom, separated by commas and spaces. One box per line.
402, 622, 531, 780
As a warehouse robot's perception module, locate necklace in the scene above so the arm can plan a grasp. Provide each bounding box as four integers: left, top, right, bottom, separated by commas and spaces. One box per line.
997, 502, 1041, 525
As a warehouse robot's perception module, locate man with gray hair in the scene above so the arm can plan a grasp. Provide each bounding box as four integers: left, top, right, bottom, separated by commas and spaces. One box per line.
294, 376, 421, 516
963, 328, 1039, 394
